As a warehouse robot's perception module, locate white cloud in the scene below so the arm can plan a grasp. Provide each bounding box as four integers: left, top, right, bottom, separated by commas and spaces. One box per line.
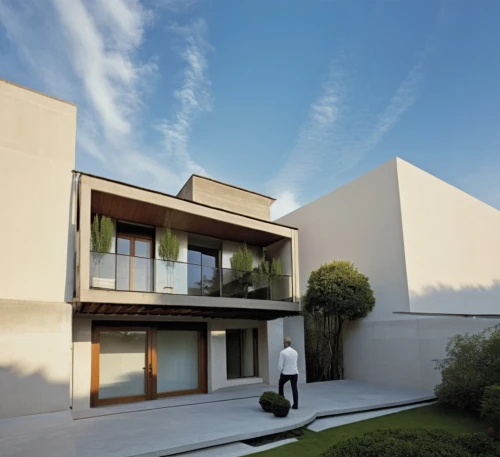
269, 63, 347, 195
271, 191, 301, 221
156, 19, 212, 177
0, 0, 209, 194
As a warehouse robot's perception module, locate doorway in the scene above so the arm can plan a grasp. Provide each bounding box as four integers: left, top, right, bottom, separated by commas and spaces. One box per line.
91, 322, 207, 407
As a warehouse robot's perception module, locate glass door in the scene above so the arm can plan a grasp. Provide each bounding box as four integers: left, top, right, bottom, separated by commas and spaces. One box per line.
116, 235, 153, 292
91, 324, 207, 407
93, 327, 152, 406
155, 330, 201, 397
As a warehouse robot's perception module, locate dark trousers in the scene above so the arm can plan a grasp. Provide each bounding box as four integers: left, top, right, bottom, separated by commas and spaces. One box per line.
279, 373, 298, 408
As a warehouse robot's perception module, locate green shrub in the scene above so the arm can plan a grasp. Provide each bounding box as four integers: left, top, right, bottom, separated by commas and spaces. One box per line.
259, 391, 280, 413
435, 325, 500, 413
320, 429, 500, 457
270, 395, 291, 418
481, 385, 500, 433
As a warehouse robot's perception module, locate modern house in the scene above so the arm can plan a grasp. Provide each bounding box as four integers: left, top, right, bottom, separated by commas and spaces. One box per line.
278, 158, 500, 392
0, 79, 305, 419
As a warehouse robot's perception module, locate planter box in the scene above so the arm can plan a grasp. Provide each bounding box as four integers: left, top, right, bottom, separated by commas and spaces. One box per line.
92, 277, 115, 289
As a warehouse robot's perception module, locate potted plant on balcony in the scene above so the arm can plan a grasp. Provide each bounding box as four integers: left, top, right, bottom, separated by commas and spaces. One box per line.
254, 253, 283, 300
230, 243, 254, 298
90, 214, 114, 289
158, 227, 180, 294
269, 257, 283, 300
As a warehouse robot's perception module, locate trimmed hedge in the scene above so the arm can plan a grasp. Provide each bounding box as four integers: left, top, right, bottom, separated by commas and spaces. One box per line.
481, 385, 500, 436
320, 429, 500, 457
259, 391, 280, 413
271, 396, 291, 418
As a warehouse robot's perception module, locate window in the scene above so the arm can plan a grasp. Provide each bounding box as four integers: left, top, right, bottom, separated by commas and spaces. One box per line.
187, 246, 220, 296
226, 329, 258, 379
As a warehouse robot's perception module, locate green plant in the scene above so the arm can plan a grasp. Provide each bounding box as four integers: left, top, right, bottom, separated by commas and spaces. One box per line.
158, 228, 180, 291
90, 214, 113, 275
259, 391, 281, 413
270, 395, 291, 418
230, 243, 254, 297
435, 326, 500, 413
481, 385, 500, 438
303, 261, 375, 380
320, 429, 500, 457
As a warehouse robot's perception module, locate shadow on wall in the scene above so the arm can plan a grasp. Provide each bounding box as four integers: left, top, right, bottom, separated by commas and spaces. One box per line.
0, 364, 71, 419
409, 280, 500, 315
64, 175, 76, 302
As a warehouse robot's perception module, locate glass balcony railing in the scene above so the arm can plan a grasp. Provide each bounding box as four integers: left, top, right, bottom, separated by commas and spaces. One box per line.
89, 252, 294, 302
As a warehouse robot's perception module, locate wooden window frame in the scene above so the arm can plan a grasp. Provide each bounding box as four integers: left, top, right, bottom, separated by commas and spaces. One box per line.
90, 321, 207, 407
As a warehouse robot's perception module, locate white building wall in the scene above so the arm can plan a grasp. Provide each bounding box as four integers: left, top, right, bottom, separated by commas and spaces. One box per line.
345, 316, 500, 391
278, 158, 410, 322
0, 80, 76, 418
397, 159, 500, 315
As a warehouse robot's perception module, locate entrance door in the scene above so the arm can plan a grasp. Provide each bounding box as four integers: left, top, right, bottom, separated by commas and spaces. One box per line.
91, 324, 207, 407
92, 327, 153, 406
116, 235, 153, 292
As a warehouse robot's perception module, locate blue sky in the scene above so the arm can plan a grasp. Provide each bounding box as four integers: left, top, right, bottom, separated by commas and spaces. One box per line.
1, 0, 500, 219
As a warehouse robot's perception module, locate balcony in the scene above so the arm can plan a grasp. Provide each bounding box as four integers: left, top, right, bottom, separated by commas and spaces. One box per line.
89, 252, 294, 302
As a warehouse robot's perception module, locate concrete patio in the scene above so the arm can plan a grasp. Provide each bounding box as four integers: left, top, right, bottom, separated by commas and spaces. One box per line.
0, 380, 435, 457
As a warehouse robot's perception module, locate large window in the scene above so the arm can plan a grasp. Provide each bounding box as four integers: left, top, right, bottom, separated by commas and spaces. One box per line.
187, 246, 220, 296
226, 329, 258, 379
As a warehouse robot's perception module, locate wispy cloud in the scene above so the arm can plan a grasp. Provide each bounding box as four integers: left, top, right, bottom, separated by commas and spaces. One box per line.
156, 19, 212, 177
0, 0, 209, 193
269, 45, 429, 220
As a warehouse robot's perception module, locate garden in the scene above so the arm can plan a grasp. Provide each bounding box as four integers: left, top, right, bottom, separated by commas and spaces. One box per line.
254, 261, 500, 457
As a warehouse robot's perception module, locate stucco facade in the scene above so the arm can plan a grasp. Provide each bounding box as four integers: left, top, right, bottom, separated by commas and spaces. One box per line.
278, 158, 500, 391
0, 80, 76, 418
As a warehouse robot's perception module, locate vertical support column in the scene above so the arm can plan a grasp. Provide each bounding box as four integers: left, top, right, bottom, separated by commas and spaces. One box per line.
291, 229, 300, 304
266, 318, 284, 386
283, 316, 306, 384
79, 177, 91, 299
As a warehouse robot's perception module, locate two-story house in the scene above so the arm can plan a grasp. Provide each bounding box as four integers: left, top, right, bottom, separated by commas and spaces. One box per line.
0, 79, 304, 419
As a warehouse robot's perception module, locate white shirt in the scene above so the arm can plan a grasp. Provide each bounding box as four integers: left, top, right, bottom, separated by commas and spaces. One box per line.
278, 346, 299, 375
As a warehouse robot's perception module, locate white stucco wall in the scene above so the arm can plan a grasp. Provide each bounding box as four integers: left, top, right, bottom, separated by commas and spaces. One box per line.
278, 158, 410, 322
0, 80, 76, 303
344, 316, 500, 391
397, 159, 500, 315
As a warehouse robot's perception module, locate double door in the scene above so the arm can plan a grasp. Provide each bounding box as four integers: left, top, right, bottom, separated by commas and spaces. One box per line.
91, 323, 207, 406
116, 235, 154, 292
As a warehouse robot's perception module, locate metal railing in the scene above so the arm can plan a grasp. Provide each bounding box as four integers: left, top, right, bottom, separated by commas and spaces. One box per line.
89, 252, 294, 302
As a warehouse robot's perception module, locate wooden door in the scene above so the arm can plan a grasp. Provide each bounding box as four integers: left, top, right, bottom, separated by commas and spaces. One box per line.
116, 235, 153, 292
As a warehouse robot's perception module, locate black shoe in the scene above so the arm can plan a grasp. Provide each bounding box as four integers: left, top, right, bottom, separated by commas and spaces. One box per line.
292, 405, 298, 410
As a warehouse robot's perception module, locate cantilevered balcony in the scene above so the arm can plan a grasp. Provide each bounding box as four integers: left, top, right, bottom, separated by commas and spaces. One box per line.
89, 252, 294, 302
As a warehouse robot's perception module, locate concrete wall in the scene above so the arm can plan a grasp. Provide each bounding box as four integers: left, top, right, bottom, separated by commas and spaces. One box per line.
344, 315, 500, 391
278, 158, 410, 321
0, 80, 76, 418
0, 80, 77, 303
0, 300, 72, 418
397, 159, 500, 315
189, 175, 274, 221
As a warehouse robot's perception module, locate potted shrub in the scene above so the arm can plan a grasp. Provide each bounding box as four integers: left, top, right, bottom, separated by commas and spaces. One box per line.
158, 228, 180, 294
259, 391, 280, 413
253, 253, 283, 300
271, 395, 291, 418
90, 214, 114, 289
230, 243, 254, 298
481, 385, 500, 439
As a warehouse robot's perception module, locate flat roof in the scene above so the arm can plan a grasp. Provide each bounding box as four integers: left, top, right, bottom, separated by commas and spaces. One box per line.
73, 170, 297, 230
0, 78, 76, 106
187, 174, 276, 201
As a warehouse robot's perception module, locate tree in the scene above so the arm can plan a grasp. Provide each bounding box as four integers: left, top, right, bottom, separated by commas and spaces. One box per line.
158, 228, 180, 293
230, 243, 254, 298
303, 260, 375, 381
90, 214, 113, 277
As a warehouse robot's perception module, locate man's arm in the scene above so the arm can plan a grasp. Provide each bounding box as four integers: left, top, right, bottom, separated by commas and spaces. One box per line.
278, 351, 284, 373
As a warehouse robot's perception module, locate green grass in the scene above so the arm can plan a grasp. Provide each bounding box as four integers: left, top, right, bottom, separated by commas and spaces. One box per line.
253, 404, 485, 457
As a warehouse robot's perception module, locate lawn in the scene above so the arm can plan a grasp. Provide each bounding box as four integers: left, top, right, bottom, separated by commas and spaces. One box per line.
253, 404, 485, 457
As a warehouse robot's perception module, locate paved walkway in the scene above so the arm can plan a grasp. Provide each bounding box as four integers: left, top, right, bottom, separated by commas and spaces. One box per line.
0, 381, 434, 457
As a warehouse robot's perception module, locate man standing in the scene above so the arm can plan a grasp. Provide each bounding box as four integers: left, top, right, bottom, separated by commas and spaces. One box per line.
278, 337, 299, 410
